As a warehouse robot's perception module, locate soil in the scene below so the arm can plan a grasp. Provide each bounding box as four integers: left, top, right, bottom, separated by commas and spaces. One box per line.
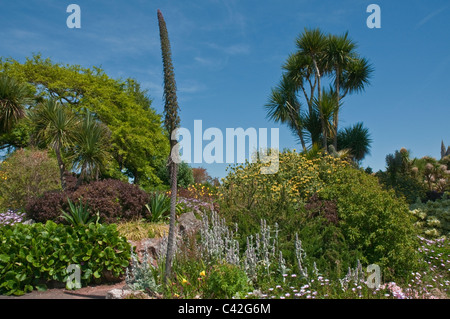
0, 281, 126, 299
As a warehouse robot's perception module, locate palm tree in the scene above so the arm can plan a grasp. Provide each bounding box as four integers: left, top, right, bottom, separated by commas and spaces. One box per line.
30, 98, 78, 190
158, 9, 181, 284
266, 30, 373, 154
337, 122, 372, 163
0, 74, 34, 134
69, 111, 111, 184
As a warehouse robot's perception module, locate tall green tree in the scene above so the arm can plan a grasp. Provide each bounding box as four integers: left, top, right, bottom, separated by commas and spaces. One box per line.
158, 9, 181, 284
0, 55, 169, 187
29, 98, 78, 190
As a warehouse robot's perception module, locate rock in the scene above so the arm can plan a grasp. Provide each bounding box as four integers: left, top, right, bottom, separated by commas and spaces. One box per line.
22, 219, 35, 225
177, 212, 202, 235
129, 237, 164, 267
106, 288, 150, 299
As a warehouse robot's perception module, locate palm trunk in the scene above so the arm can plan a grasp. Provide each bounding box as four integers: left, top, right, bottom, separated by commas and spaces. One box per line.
333, 67, 340, 150
313, 58, 327, 150
54, 142, 66, 191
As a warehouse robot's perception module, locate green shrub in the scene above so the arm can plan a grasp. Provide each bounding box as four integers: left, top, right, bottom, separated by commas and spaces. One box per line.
0, 221, 131, 296
0, 148, 60, 211
319, 166, 418, 279
377, 172, 427, 204
409, 195, 450, 238
204, 263, 252, 299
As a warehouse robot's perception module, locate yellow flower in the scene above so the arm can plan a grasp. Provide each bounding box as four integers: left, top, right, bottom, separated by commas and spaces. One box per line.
200, 271, 206, 277
182, 278, 188, 285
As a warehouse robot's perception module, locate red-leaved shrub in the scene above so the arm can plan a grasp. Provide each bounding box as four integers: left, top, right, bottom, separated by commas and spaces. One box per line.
26, 179, 149, 224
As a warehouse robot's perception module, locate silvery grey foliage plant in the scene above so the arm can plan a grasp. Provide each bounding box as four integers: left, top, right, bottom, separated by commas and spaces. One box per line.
125, 248, 160, 294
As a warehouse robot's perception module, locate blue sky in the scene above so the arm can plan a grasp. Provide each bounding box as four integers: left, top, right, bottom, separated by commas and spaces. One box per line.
1, 0, 449, 179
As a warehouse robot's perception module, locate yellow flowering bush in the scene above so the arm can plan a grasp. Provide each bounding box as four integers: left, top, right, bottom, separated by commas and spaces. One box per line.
219, 151, 348, 222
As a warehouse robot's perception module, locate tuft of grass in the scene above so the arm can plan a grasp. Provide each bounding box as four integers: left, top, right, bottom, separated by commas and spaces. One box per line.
117, 219, 169, 241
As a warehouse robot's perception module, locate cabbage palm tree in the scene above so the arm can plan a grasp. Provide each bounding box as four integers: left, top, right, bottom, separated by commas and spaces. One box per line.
0, 74, 34, 134
69, 111, 111, 184
30, 98, 78, 190
267, 29, 373, 153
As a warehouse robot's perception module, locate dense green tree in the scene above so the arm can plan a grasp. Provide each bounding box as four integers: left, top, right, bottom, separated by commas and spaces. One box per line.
158, 9, 181, 284
0, 55, 169, 187
157, 161, 194, 189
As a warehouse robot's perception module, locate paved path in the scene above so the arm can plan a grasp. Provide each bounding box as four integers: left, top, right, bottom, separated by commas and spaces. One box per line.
0, 281, 125, 299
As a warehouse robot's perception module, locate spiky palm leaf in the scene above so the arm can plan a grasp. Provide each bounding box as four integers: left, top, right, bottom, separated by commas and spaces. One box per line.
0, 74, 34, 133
69, 111, 111, 182
337, 122, 372, 163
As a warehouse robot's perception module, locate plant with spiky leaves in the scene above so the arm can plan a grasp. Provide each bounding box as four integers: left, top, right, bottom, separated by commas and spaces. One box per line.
0, 74, 34, 134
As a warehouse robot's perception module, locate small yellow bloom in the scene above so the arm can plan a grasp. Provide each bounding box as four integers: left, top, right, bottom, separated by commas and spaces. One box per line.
200, 271, 206, 277
181, 278, 188, 285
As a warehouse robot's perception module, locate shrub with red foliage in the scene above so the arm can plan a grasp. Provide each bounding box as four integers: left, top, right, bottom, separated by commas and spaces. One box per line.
304, 193, 339, 225
26, 179, 150, 224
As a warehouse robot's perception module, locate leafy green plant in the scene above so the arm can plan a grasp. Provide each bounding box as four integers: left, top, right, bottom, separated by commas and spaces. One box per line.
145, 193, 183, 223
0, 221, 131, 296
60, 198, 99, 226
204, 263, 252, 299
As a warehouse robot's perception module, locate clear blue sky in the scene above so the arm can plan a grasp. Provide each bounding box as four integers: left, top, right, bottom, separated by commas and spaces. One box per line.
1, 0, 449, 179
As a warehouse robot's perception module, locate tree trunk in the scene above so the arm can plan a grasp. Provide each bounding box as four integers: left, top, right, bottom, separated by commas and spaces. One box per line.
333, 67, 340, 150
54, 142, 66, 191
313, 58, 327, 150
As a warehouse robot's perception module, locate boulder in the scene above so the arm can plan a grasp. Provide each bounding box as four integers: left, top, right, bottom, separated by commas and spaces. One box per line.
177, 212, 202, 235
